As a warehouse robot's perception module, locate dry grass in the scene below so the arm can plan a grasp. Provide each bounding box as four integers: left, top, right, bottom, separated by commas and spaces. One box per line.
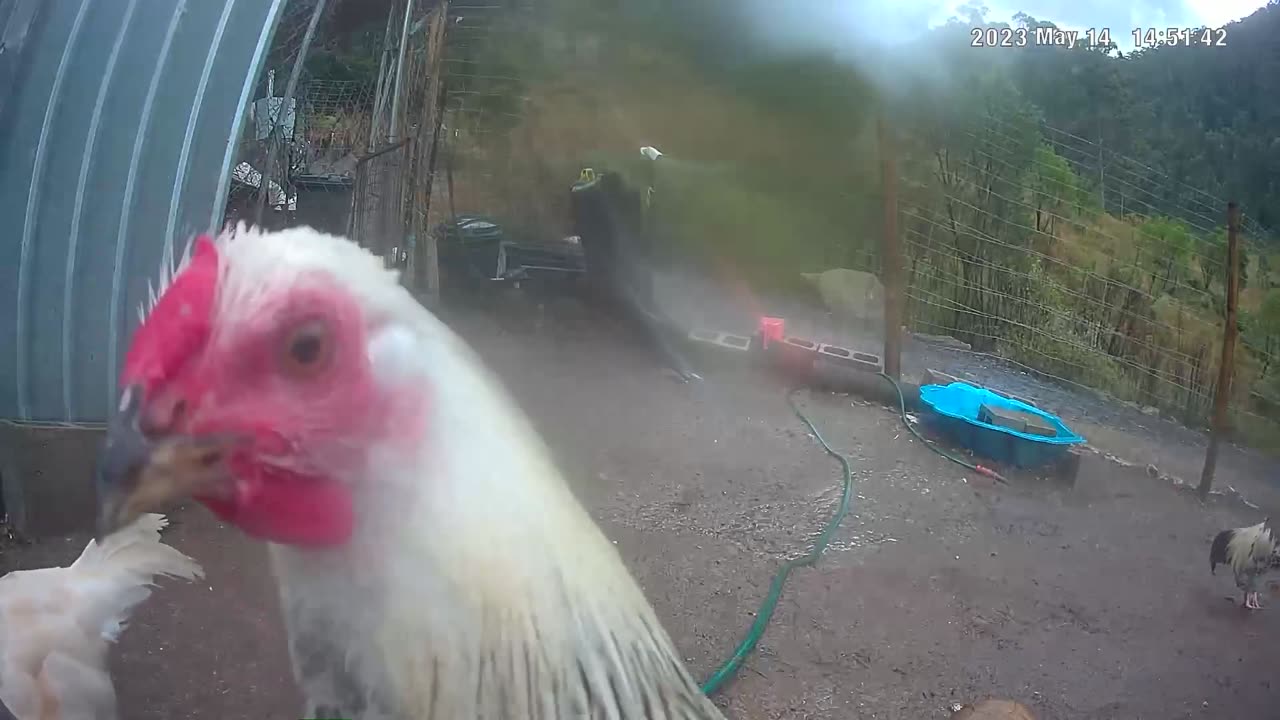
436, 48, 883, 291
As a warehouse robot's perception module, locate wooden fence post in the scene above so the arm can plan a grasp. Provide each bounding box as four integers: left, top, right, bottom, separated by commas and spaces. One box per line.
879, 113, 904, 380
1198, 201, 1241, 499
415, 1, 448, 307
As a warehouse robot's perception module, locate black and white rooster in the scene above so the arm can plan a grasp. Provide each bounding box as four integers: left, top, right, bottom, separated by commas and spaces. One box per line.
1210, 518, 1280, 610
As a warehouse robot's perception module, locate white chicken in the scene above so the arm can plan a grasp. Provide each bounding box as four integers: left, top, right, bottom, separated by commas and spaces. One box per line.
0, 514, 202, 720
93, 224, 725, 718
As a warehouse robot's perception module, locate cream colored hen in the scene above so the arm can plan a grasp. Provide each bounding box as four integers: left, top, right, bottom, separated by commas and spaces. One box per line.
93, 226, 726, 718
0, 514, 202, 720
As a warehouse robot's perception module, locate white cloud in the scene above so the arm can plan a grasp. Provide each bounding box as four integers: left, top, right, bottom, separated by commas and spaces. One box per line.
1183, 0, 1267, 27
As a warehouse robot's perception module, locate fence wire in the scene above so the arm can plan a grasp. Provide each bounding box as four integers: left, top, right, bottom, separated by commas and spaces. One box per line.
898, 113, 1279, 445
224, 0, 366, 231
427, 0, 539, 238
221, 0, 450, 301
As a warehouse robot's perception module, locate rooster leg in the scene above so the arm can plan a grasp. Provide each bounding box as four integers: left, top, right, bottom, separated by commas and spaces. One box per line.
1244, 591, 1264, 610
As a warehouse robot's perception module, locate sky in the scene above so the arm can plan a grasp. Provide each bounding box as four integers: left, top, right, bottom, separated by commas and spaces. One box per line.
735, 0, 1271, 54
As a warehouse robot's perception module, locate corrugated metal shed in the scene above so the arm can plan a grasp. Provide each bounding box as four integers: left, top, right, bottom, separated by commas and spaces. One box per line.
0, 0, 286, 423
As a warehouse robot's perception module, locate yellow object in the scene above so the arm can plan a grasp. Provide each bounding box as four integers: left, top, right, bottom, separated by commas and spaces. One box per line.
578, 167, 597, 184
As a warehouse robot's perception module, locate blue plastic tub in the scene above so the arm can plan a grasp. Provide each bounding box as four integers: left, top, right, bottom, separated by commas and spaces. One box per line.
918, 382, 1085, 468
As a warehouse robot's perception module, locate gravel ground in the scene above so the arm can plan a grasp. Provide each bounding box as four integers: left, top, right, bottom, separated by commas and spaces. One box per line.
3, 296, 1279, 719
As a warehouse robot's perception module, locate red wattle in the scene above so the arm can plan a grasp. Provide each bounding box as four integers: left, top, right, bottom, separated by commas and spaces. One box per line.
199, 466, 354, 548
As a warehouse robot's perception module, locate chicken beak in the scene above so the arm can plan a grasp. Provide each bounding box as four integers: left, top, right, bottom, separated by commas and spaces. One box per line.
95, 385, 236, 539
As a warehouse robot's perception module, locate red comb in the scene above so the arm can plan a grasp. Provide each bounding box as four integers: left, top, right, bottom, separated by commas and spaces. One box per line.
121, 235, 220, 393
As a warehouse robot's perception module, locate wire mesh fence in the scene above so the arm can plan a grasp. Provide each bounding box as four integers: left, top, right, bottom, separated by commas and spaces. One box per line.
896, 109, 1278, 447
220, 0, 451, 299
426, 0, 539, 236
350, 138, 409, 265
223, 0, 367, 232
296, 78, 376, 174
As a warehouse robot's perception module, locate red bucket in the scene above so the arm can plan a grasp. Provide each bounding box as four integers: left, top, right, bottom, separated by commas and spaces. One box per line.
758, 316, 785, 348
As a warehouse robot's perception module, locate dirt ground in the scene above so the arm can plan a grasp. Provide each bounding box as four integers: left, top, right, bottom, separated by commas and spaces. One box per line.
4, 298, 1280, 719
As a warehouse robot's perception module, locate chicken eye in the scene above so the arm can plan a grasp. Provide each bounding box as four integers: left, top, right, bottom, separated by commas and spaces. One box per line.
281, 320, 332, 376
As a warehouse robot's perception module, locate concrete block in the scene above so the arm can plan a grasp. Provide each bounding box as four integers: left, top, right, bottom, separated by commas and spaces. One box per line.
0, 422, 103, 538
714, 333, 753, 352
978, 404, 1023, 432
1020, 413, 1056, 437
783, 337, 819, 352
978, 404, 1056, 438
922, 367, 963, 387
817, 344, 883, 373
684, 329, 754, 367
852, 351, 883, 367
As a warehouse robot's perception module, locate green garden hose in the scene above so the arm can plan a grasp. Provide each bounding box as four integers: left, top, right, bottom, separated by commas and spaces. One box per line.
699, 371, 1003, 696
698, 385, 854, 695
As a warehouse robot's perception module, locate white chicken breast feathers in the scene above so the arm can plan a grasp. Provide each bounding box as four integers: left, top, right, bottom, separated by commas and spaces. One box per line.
0, 514, 202, 720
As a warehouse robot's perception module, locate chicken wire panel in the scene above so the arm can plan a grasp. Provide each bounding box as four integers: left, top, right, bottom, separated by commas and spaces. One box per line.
351, 144, 408, 262
297, 78, 376, 174
0, 0, 286, 423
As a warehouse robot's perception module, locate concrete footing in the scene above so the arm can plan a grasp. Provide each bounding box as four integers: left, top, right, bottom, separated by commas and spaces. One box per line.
0, 422, 102, 538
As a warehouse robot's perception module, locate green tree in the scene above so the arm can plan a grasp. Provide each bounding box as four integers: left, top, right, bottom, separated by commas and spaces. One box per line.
1028, 143, 1089, 235
1138, 217, 1193, 295
1202, 229, 1250, 293
1244, 289, 1280, 378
